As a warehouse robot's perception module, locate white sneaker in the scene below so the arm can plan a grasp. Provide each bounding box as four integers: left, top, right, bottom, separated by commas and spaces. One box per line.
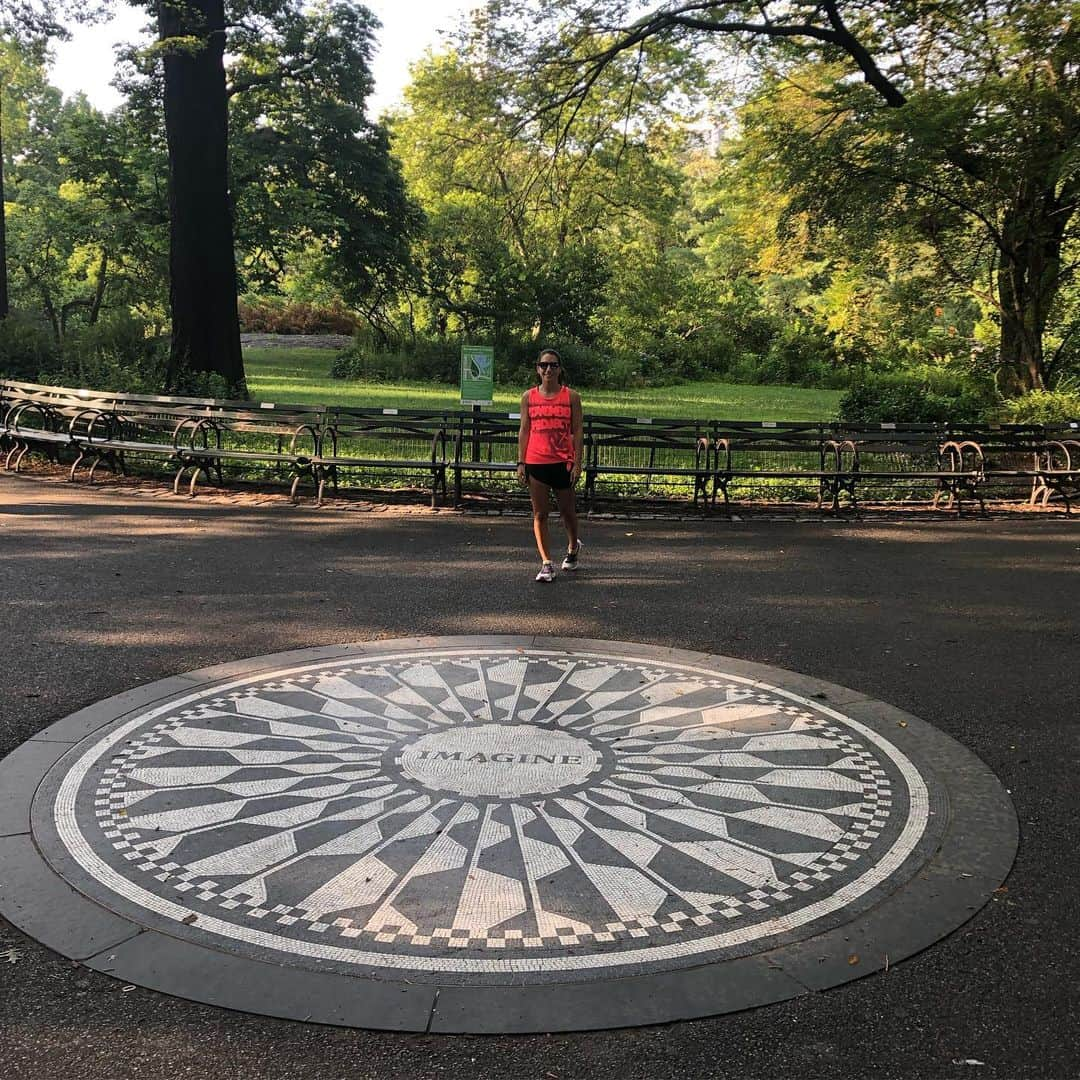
561, 540, 583, 571
535, 562, 556, 583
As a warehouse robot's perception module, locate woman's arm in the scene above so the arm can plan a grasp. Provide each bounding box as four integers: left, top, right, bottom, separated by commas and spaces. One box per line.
570, 390, 584, 483
516, 391, 530, 484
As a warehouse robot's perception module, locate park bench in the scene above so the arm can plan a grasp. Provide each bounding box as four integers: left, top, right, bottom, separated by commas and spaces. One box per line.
1, 379, 120, 416
2, 398, 99, 473
0, 380, 327, 498
839, 423, 1079, 513
449, 412, 710, 509
1, 381, 151, 474
47, 395, 236, 485
707, 423, 857, 512
1, 380, 121, 463
827, 426, 987, 512
309, 407, 451, 507
1037, 439, 1080, 510
825, 423, 1080, 511
1029, 432, 1080, 512
163, 400, 325, 498
1, 380, 217, 478
584, 415, 712, 507
960, 423, 1080, 513
4, 378, 1076, 513
0, 378, 224, 419
451, 412, 522, 505
65, 403, 195, 484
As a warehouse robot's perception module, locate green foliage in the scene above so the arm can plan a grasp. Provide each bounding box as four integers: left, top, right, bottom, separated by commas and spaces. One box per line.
391, 40, 686, 350
837, 371, 995, 425
4, 2, 418, 357
12, 0, 1080, 415
495, 339, 611, 388
485, 1, 1080, 392
61, 104, 170, 324
2, 40, 168, 335
331, 339, 459, 383
238, 297, 358, 335
24, 311, 228, 397
327, 329, 858, 394
37, 312, 168, 392
226, 0, 421, 306
168, 368, 235, 400
759, 324, 848, 389
0, 311, 59, 378
997, 388, 1080, 425
0, 1, 107, 47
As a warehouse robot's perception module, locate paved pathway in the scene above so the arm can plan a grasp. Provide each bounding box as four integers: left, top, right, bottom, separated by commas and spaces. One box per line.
0, 474, 1077, 1078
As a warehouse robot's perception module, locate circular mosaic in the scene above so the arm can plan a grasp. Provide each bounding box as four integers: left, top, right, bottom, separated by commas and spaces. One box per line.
3, 638, 1016, 1031
38, 644, 937, 981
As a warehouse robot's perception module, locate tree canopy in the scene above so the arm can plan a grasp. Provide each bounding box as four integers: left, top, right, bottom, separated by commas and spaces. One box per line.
392, 38, 688, 349
479, 0, 1080, 391
2, 0, 1079, 405
227, 1, 419, 328
0, 1, 418, 389
0, 0, 107, 319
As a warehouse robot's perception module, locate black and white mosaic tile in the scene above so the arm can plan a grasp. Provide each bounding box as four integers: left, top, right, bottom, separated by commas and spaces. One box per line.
35, 646, 943, 984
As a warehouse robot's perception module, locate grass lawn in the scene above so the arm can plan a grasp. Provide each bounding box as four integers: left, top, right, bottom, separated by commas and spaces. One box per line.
243, 347, 843, 421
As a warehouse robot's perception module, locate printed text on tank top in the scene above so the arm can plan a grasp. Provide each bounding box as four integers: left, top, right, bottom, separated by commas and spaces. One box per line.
526, 385, 574, 465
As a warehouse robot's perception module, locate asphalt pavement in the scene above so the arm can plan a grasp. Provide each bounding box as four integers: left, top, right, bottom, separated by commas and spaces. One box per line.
0, 473, 1077, 1080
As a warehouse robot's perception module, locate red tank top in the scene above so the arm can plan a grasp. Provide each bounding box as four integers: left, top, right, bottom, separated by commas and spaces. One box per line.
525, 385, 574, 464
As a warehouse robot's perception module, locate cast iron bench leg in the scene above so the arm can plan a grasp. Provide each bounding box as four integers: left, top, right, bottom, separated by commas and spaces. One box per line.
69, 445, 88, 481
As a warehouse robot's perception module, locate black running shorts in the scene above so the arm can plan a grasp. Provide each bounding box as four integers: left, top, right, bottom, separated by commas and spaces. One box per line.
525, 461, 574, 490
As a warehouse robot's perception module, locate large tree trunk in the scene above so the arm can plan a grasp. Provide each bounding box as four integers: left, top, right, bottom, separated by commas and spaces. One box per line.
996, 184, 1067, 395
159, 0, 245, 391
997, 254, 1044, 395
997, 300, 1043, 396
89, 249, 107, 324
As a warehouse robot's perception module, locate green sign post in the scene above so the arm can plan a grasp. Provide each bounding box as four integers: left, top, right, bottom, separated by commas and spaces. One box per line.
460, 345, 495, 407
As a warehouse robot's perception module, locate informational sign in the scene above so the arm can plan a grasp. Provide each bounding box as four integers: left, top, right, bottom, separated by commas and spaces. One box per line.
460, 345, 494, 406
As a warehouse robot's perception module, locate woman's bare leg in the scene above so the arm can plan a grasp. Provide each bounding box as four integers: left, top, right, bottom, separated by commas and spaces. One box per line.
528, 476, 553, 563
554, 486, 579, 553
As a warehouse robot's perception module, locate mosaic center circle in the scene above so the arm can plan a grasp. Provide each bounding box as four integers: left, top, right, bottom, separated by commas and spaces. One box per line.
397, 723, 601, 797
39, 645, 940, 983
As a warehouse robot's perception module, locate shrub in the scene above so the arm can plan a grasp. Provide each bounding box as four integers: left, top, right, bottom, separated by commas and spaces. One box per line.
624, 348, 687, 387
239, 297, 358, 336
330, 339, 459, 384
556, 341, 614, 388
38, 314, 170, 394
997, 387, 1080, 425
331, 345, 393, 381
330, 338, 618, 390
760, 324, 840, 387
498, 339, 610, 388
601, 353, 647, 389
678, 321, 855, 389
837, 370, 994, 424
723, 351, 772, 386
496, 339, 540, 387
673, 329, 741, 383
400, 339, 460, 382
0, 312, 59, 380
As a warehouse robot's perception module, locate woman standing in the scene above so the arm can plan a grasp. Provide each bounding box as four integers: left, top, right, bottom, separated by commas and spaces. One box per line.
516, 349, 584, 582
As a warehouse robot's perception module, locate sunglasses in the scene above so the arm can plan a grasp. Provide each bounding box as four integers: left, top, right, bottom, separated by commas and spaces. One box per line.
537, 361, 560, 370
